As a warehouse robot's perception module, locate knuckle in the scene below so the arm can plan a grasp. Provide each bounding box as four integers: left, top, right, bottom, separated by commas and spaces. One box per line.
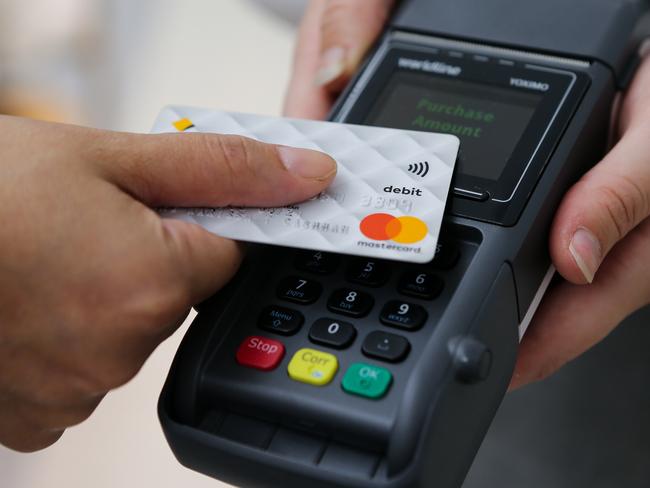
590, 173, 649, 240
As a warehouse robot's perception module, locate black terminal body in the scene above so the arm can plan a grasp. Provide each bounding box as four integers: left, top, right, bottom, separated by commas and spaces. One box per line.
159, 1, 650, 487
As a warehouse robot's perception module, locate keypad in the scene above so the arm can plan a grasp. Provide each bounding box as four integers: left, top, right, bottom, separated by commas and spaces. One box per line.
239, 238, 467, 400
295, 250, 339, 275
362, 331, 410, 362
397, 271, 443, 300
277, 276, 322, 304
309, 318, 357, 349
346, 258, 390, 287
379, 300, 428, 331
258, 305, 304, 336
327, 288, 374, 317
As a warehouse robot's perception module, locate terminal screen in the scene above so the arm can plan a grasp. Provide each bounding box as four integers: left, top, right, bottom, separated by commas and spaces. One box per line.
366, 71, 543, 181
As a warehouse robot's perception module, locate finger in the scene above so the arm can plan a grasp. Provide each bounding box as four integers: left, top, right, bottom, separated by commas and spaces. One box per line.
157, 218, 244, 306
511, 217, 650, 389
617, 54, 650, 136
315, 0, 395, 90
94, 132, 337, 207
0, 415, 63, 452
549, 126, 650, 284
284, 0, 332, 118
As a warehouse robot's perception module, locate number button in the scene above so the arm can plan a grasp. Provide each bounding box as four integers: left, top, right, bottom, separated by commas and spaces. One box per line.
432, 239, 460, 270
277, 276, 322, 304
379, 300, 428, 331
327, 288, 374, 317
346, 258, 390, 287
362, 331, 410, 363
309, 318, 357, 349
294, 250, 339, 275
397, 271, 443, 300
258, 305, 304, 336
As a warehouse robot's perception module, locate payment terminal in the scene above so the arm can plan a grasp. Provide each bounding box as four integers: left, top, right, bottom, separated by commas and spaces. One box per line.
158, 1, 650, 487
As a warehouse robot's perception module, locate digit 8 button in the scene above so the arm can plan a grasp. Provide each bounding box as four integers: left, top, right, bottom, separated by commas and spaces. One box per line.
327, 288, 374, 317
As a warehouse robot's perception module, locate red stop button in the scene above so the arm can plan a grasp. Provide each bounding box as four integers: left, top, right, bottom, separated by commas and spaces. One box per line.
236, 336, 285, 371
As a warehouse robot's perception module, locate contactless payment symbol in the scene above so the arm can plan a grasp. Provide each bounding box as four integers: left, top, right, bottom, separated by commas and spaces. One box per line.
407, 161, 430, 177
360, 213, 428, 244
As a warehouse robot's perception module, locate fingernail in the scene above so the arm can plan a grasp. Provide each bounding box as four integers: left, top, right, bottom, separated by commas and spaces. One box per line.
278, 146, 337, 181
569, 227, 602, 283
314, 47, 346, 86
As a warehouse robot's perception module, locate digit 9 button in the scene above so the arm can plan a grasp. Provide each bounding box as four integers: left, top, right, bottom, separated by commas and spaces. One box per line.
380, 300, 428, 331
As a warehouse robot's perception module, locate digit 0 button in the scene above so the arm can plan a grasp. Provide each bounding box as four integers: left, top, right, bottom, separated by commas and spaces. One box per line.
288, 348, 338, 386
309, 318, 356, 349
342, 363, 392, 399
236, 336, 285, 371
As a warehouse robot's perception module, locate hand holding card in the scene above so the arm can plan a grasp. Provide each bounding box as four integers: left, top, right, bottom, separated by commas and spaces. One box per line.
152, 107, 459, 263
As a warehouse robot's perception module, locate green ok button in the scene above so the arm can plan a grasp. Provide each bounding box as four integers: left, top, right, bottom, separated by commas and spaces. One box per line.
342, 363, 392, 399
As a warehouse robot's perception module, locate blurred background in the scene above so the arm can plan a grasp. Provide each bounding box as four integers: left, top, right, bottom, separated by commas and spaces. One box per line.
1, 1, 649, 487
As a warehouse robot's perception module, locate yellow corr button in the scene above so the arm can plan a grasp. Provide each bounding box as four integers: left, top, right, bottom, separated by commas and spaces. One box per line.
288, 348, 338, 386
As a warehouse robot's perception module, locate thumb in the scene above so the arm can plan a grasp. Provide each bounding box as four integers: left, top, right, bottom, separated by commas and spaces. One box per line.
315, 0, 395, 90
98, 132, 337, 207
550, 127, 650, 284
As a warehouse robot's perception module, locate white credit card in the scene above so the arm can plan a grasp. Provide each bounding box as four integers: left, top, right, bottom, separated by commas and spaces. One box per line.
151, 107, 459, 264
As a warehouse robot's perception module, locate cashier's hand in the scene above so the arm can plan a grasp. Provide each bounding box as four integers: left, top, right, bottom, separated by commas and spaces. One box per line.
510, 56, 650, 388
288, 1, 650, 389
0, 116, 336, 452
284, 0, 396, 118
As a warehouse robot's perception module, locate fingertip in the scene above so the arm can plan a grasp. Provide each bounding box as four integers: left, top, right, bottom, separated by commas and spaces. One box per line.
278, 145, 337, 182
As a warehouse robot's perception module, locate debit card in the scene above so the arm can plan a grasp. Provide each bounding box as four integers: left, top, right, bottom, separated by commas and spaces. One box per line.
152, 107, 459, 264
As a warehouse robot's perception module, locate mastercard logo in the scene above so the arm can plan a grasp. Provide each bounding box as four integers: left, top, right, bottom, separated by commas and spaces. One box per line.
360, 213, 428, 244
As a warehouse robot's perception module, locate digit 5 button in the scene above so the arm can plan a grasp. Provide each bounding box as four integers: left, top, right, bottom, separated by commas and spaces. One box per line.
236, 336, 285, 371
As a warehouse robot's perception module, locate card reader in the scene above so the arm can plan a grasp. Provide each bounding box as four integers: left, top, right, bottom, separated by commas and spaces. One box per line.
158, 1, 650, 486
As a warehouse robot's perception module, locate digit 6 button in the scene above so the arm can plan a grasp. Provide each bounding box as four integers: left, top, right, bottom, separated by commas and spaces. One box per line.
309, 318, 357, 349
327, 288, 374, 317
398, 271, 443, 300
